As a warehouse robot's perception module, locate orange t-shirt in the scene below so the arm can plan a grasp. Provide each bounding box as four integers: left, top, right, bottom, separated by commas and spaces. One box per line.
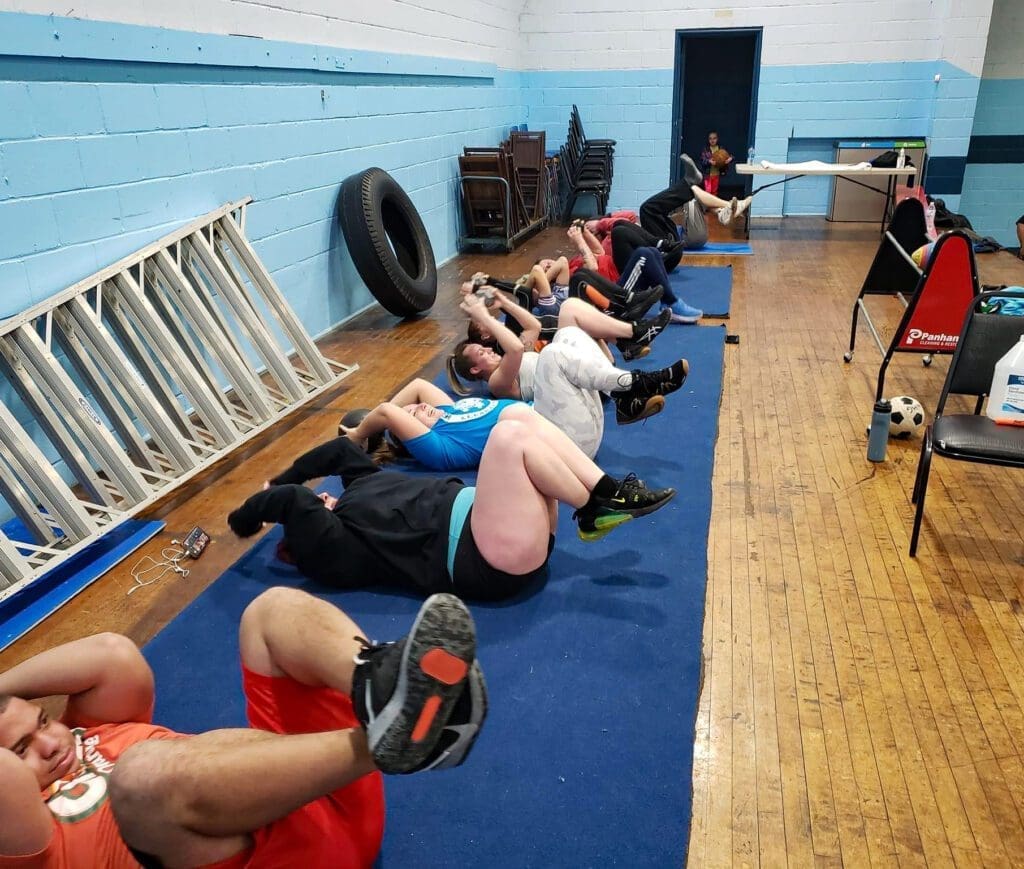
0, 721, 184, 869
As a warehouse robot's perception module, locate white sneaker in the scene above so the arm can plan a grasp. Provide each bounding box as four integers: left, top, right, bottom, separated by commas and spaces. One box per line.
735, 196, 753, 217
716, 201, 735, 225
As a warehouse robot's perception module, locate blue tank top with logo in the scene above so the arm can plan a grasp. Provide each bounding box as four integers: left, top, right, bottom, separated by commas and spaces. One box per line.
405, 398, 522, 470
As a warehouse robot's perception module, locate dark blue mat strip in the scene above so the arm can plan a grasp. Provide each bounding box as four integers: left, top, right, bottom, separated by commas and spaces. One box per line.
0, 519, 165, 651
670, 264, 733, 318
144, 323, 727, 867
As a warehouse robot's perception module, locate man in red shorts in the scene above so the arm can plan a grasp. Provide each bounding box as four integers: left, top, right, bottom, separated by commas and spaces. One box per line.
0, 589, 485, 868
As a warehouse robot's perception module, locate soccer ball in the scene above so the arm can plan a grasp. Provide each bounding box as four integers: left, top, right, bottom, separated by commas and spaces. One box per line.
888, 395, 925, 438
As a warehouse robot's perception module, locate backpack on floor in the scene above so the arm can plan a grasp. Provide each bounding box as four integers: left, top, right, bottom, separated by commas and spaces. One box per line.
682, 199, 708, 250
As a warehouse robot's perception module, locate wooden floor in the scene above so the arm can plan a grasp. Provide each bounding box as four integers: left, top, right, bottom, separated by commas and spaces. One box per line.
2, 216, 1023, 866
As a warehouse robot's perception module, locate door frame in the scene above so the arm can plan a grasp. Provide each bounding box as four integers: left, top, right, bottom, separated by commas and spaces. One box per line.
670, 27, 763, 186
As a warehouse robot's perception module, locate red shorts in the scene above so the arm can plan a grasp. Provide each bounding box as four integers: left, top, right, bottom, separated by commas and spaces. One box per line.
203, 667, 385, 869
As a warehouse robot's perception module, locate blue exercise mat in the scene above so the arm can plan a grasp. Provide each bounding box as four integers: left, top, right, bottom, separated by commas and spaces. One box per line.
684, 241, 753, 256
669, 264, 733, 318
143, 322, 726, 867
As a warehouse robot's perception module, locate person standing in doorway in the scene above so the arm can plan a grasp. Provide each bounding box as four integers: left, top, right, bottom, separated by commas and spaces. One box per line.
699, 131, 732, 197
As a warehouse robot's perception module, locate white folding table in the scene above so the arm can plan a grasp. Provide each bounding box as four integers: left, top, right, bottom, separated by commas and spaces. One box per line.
735, 160, 918, 237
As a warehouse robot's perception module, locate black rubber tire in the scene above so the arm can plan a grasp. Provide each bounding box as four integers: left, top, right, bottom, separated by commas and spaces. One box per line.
339, 168, 437, 318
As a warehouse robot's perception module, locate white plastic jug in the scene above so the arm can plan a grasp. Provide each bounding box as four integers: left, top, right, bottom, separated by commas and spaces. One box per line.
986, 335, 1024, 426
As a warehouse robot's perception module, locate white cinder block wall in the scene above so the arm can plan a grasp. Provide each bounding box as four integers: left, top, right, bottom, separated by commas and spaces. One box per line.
519, 0, 993, 216
3, 0, 524, 67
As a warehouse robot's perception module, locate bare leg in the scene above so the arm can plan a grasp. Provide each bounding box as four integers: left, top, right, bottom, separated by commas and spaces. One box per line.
547, 255, 570, 286
691, 184, 753, 216
1017, 220, 1024, 259
497, 404, 605, 489
111, 589, 378, 867
558, 297, 632, 340
390, 377, 451, 408
472, 419, 597, 573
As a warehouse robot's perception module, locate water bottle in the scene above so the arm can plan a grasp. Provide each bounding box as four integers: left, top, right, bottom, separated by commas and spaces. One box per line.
747, 146, 755, 165
924, 200, 937, 240
897, 147, 906, 168
867, 399, 892, 462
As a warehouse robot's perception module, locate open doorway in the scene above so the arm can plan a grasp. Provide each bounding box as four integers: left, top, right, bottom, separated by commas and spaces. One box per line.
670, 28, 761, 201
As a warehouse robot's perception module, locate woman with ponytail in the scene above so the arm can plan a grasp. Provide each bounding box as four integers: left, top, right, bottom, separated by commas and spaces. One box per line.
449, 293, 688, 459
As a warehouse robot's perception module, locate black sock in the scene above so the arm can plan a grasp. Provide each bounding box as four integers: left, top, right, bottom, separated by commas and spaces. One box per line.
581, 473, 619, 512
593, 474, 617, 498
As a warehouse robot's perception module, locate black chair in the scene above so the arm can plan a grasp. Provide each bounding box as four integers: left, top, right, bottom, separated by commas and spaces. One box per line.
909, 289, 1024, 556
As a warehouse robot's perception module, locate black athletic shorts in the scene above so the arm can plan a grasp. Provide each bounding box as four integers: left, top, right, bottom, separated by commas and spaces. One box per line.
452, 507, 554, 601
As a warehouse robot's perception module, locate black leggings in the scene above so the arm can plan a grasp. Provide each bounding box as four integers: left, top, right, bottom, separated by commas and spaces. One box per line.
639, 182, 696, 243
610, 222, 682, 273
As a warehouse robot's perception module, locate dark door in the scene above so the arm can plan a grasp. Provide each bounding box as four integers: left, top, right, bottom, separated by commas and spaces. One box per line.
671, 28, 761, 199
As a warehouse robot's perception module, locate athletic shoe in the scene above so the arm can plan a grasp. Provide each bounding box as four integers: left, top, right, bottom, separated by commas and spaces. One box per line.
631, 358, 690, 398
618, 284, 664, 322
613, 358, 687, 424
417, 659, 487, 772
598, 472, 677, 517
618, 307, 672, 361
574, 473, 677, 542
716, 197, 738, 226
736, 195, 753, 216
680, 153, 703, 187
665, 299, 703, 324
352, 593, 477, 774
614, 392, 665, 425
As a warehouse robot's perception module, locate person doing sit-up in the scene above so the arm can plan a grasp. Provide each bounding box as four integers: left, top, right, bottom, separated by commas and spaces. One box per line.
449, 293, 687, 456
639, 153, 753, 241
228, 411, 676, 601
462, 275, 668, 361
338, 378, 526, 471
0, 589, 485, 868
566, 224, 703, 324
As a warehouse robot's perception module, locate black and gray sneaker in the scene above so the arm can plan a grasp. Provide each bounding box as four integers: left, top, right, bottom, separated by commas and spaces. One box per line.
574, 473, 677, 542
419, 659, 487, 772
633, 358, 690, 398
352, 593, 477, 774
618, 307, 672, 361
619, 284, 664, 322
614, 392, 664, 425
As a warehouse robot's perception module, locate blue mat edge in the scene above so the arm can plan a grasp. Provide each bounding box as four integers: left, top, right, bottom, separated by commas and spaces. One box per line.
0, 519, 165, 651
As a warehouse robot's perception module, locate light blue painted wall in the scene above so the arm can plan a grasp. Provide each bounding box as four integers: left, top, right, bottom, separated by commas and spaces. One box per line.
522, 61, 976, 217
0, 11, 524, 522
959, 78, 1024, 246
781, 138, 833, 215
0, 12, 525, 333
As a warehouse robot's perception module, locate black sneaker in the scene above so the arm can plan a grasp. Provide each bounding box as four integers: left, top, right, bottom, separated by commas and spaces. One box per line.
574, 473, 676, 542
418, 659, 487, 771
614, 392, 665, 425
619, 284, 664, 322
352, 593, 477, 774
619, 306, 672, 361
632, 358, 690, 398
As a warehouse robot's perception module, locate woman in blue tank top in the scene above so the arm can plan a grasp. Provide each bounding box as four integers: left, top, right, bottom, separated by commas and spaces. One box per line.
339, 378, 527, 471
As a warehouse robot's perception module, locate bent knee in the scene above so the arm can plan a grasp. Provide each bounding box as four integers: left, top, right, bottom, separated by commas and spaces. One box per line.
496, 403, 534, 424
110, 740, 181, 822
243, 586, 305, 623
488, 417, 531, 448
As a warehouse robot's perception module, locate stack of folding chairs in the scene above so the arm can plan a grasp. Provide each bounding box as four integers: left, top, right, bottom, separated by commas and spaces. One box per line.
458, 130, 549, 251
556, 104, 615, 223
